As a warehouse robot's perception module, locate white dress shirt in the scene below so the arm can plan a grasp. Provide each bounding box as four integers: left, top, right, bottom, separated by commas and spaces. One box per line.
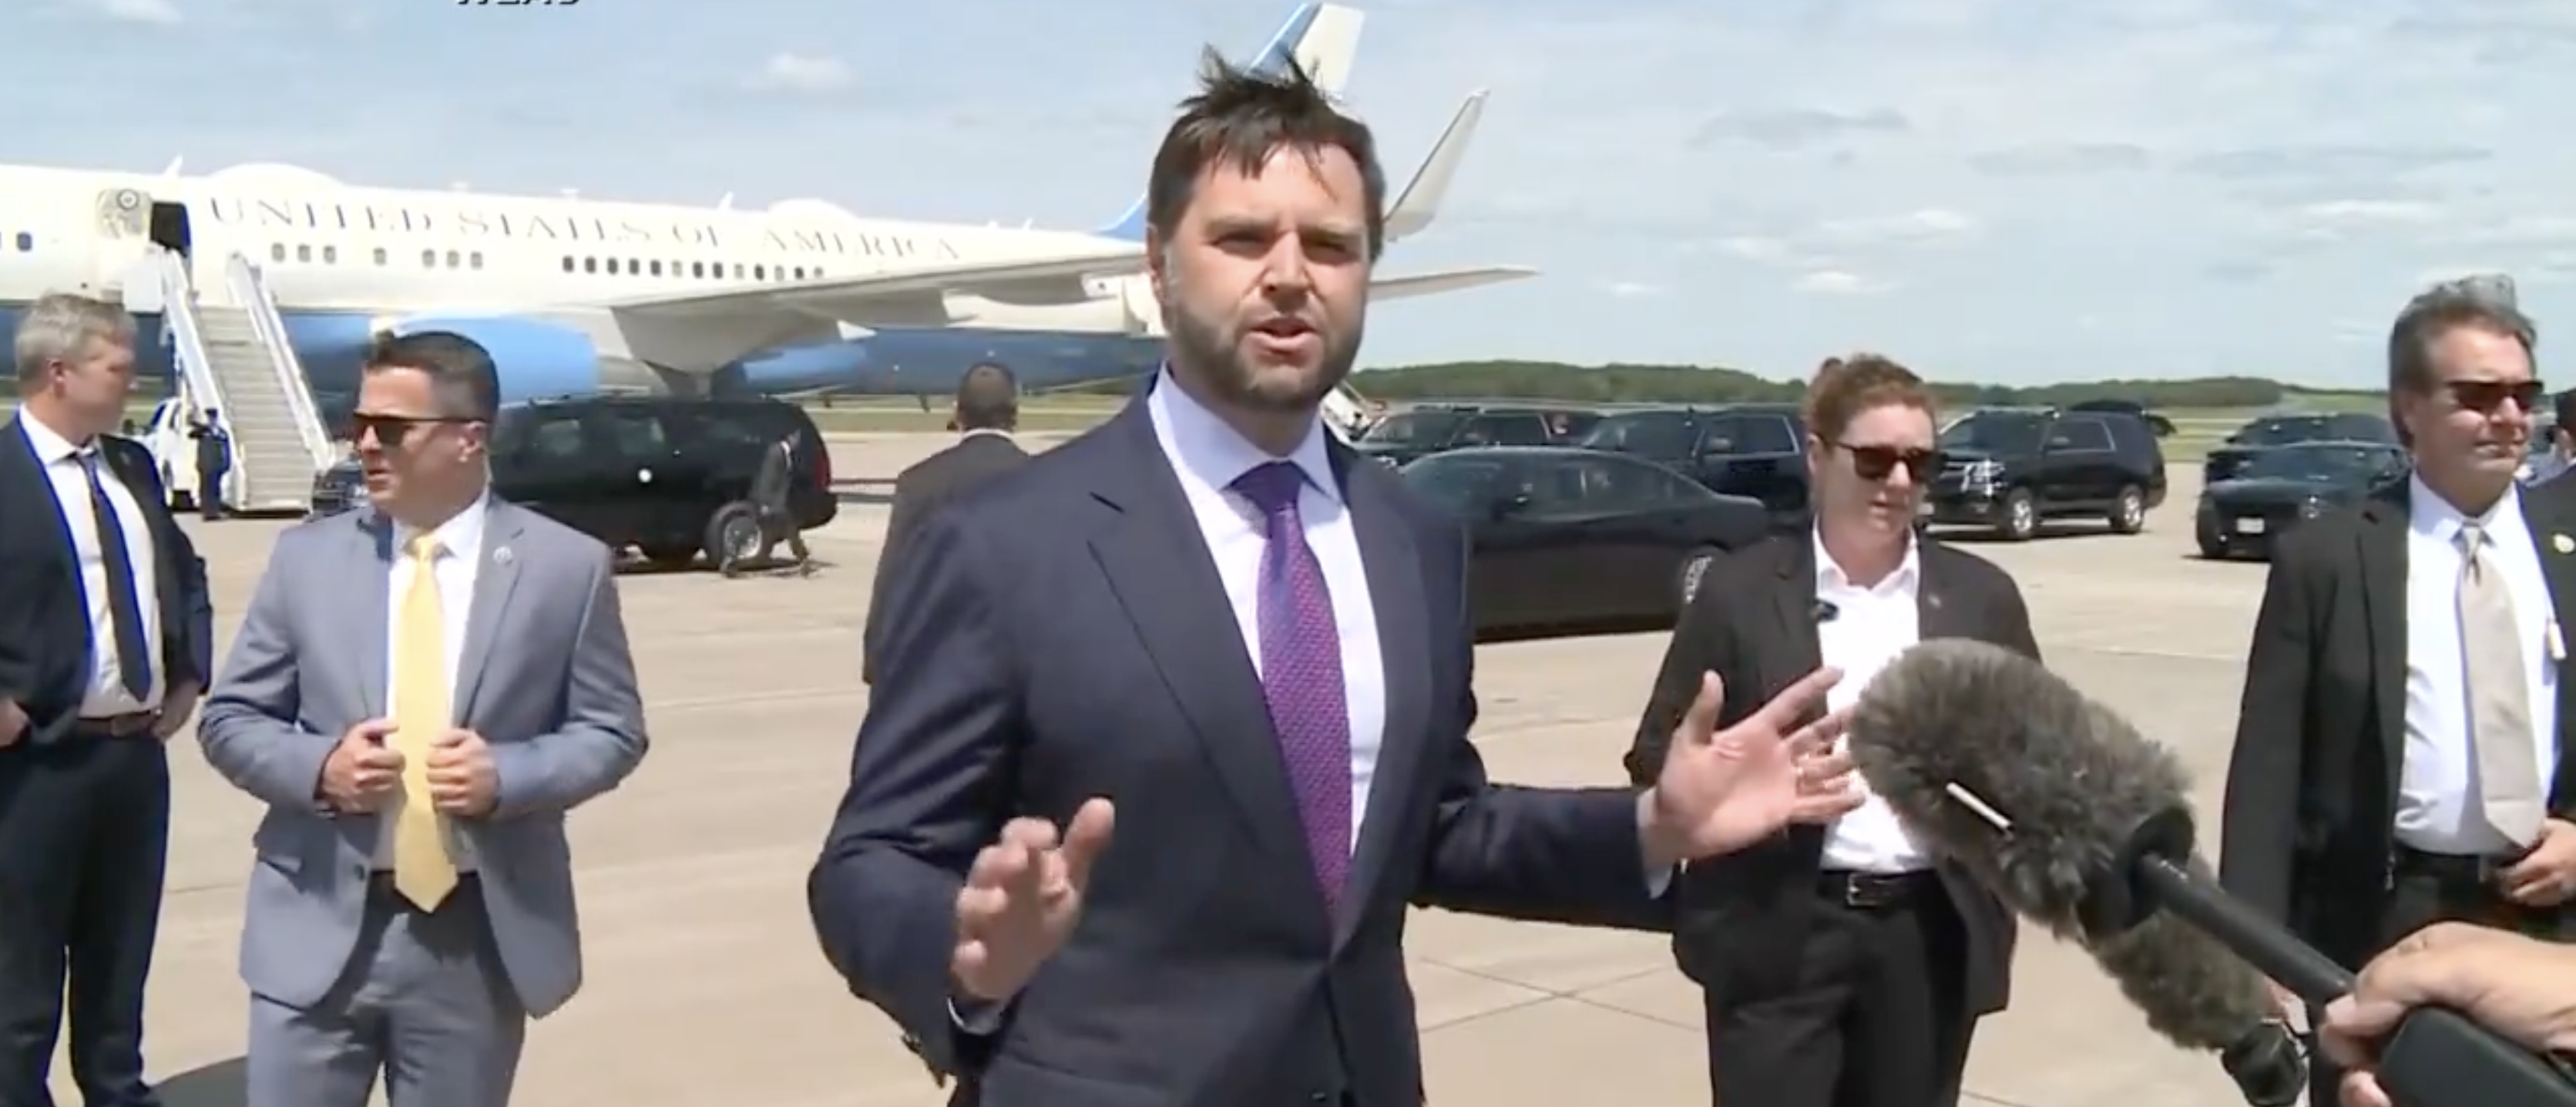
372, 490, 492, 873
2396, 476, 2561, 855
1812, 531, 1936, 873
1148, 372, 1389, 849
18, 412, 165, 717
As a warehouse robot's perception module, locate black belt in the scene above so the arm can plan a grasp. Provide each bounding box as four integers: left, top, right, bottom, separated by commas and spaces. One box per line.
1815, 869, 1940, 910
2392, 846, 2524, 890
69, 712, 158, 739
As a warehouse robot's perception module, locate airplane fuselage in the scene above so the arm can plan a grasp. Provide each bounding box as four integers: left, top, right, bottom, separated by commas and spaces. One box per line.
0, 163, 1168, 411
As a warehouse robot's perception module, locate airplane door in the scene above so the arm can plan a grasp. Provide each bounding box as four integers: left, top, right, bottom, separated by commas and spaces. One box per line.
88, 187, 160, 296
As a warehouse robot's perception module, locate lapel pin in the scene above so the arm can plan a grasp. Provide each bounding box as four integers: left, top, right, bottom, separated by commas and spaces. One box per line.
492, 547, 513, 567
1926, 593, 1943, 610
2550, 619, 2567, 664
2553, 534, 2572, 554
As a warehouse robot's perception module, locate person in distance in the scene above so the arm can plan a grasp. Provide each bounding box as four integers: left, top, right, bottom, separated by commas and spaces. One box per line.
2219, 277, 2576, 1107
2319, 921, 2576, 1107
806, 56, 1864, 1107
196, 331, 650, 1107
861, 360, 1029, 685
1623, 355, 2041, 1107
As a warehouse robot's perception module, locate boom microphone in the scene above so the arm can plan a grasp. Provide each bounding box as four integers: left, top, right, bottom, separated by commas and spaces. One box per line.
1846, 639, 2576, 1107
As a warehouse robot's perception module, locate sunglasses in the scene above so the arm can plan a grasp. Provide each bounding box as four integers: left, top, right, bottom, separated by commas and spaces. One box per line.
2442, 379, 2547, 415
1830, 440, 1943, 483
351, 413, 479, 447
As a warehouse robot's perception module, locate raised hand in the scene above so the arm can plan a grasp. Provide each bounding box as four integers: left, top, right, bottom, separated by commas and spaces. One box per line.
1644, 668, 1857, 865
950, 798, 1116, 1003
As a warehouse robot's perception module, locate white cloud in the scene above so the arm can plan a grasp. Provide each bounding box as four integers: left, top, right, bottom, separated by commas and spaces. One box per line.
82, 0, 180, 25
742, 52, 854, 94
1793, 270, 1893, 295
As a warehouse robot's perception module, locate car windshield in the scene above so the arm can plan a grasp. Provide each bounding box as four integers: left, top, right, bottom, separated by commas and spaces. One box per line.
2238, 446, 2393, 483
1361, 410, 1463, 446
2232, 416, 2340, 446
1397, 453, 1513, 514
1938, 412, 2045, 455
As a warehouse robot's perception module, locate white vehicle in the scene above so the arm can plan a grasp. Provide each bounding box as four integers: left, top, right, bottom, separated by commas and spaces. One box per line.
137, 392, 242, 510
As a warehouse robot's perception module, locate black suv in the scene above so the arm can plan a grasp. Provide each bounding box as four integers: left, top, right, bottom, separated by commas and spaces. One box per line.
1926, 406, 2166, 540
2202, 412, 2397, 485
1574, 403, 1810, 528
1352, 403, 1597, 467
312, 395, 838, 569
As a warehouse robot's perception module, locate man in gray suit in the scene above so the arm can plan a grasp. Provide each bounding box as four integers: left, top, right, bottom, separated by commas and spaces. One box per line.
197, 330, 650, 1107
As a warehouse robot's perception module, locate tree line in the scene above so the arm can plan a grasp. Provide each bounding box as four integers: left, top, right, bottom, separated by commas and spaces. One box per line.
1060, 360, 2376, 410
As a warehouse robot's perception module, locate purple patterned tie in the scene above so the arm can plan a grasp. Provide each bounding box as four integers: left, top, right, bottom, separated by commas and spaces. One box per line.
1233, 461, 1354, 906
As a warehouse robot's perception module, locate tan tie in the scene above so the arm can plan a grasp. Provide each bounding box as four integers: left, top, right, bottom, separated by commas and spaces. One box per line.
2459, 522, 2546, 846
391, 533, 460, 910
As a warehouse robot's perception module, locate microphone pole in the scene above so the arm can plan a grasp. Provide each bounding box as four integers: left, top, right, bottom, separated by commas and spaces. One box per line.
2079, 806, 2576, 1107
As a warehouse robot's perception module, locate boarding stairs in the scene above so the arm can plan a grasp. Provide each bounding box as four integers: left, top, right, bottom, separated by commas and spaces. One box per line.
155, 251, 335, 513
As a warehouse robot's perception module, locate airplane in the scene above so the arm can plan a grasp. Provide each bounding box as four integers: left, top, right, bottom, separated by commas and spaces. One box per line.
0, 2, 1532, 427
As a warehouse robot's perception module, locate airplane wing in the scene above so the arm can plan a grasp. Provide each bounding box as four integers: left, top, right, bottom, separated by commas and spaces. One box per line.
1383, 89, 1487, 243
602, 245, 1143, 327
1371, 264, 1536, 299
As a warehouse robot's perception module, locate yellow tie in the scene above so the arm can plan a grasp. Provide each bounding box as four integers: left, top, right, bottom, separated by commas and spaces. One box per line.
391, 533, 459, 910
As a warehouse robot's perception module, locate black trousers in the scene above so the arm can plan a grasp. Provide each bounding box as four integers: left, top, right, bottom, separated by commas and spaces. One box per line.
2303, 850, 2571, 1107
1704, 872, 1974, 1107
0, 732, 172, 1107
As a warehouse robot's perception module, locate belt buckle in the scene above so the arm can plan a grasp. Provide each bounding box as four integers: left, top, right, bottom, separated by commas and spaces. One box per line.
1842, 874, 1893, 909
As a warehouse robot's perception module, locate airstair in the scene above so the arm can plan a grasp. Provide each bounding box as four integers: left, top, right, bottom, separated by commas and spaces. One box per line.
154, 251, 335, 513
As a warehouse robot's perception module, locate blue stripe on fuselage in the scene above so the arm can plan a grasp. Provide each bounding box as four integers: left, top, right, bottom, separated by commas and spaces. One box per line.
0, 301, 1164, 405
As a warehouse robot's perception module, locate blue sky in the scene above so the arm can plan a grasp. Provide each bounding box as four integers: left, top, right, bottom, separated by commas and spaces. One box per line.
7, 0, 2572, 385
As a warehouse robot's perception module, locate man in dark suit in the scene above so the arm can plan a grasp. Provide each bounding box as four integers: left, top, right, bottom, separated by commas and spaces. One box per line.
722, 430, 813, 578
808, 58, 1863, 1107
0, 292, 213, 1107
2220, 278, 2576, 1107
188, 406, 230, 520
1624, 354, 2039, 1107
862, 362, 1029, 682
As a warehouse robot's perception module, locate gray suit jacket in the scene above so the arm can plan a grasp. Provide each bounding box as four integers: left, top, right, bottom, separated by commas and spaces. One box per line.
198, 497, 649, 1018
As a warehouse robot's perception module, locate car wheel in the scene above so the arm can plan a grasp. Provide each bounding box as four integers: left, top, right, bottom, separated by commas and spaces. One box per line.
704, 502, 762, 567
162, 467, 193, 511
2108, 485, 2147, 535
2198, 537, 2230, 560
1996, 488, 2038, 541
1677, 547, 1720, 610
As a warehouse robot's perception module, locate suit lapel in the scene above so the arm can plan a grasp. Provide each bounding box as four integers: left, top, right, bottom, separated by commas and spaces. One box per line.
1337, 446, 1430, 945
0, 419, 76, 582
454, 500, 526, 722
352, 512, 394, 718
1084, 403, 1311, 874
1768, 538, 1825, 677
2357, 483, 2410, 794
2518, 487, 2576, 803
1916, 543, 1975, 641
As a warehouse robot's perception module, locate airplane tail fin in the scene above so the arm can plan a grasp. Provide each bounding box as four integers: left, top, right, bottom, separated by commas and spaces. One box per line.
1096, 2, 1367, 241
1382, 89, 1486, 244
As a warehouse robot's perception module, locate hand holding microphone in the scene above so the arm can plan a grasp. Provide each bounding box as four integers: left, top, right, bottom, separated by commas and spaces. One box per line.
2323, 923, 2576, 1107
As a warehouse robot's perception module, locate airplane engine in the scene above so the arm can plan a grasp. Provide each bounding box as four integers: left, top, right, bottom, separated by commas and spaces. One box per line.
376, 315, 607, 402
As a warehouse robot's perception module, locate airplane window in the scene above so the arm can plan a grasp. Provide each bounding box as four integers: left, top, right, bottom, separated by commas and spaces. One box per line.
583, 257, 597, 274
270, 244, 287, 262
623, 258, 636, 274
649, 261, 663, 276
327, 245, 342, 264
296, 244, 311, 262
12, 232, 29, 251
373, 247, 388, 265
444, 251, 460, 268
754, 265, 767, 279
421, 249, 435, 267
733, 264, 745, 278
469, 252, 484, 269
687, 261, 701, 278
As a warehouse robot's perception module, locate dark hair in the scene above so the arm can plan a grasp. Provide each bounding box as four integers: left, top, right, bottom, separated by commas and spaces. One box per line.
2386, 278, 2537, 447
1144, 52, 1386, 261
2554, 387, 2576, 432
956, 362, 1019, 431
363, 331, 500, 422
1804, 352, 1937, 440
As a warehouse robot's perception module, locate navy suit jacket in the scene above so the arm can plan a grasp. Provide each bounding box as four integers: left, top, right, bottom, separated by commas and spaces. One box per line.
808, 397, 1667, 1107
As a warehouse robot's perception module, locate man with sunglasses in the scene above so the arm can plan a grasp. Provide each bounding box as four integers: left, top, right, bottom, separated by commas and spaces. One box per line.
2221, 278, 2576, 1107
1624, 355, 2040, 1107
198, 330, 650, 1107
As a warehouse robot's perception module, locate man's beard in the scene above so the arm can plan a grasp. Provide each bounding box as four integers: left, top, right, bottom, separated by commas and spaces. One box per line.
1165, 304, 1363, 413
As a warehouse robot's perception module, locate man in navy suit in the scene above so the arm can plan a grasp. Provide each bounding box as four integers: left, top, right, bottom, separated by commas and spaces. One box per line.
808, 57, 1863, 1107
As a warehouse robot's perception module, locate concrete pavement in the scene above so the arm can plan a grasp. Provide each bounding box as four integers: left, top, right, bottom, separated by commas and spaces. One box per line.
94, 436, 2272, 1106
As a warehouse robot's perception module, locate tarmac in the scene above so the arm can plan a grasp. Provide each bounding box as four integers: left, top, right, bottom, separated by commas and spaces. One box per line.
94, 433, 2279, 1107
